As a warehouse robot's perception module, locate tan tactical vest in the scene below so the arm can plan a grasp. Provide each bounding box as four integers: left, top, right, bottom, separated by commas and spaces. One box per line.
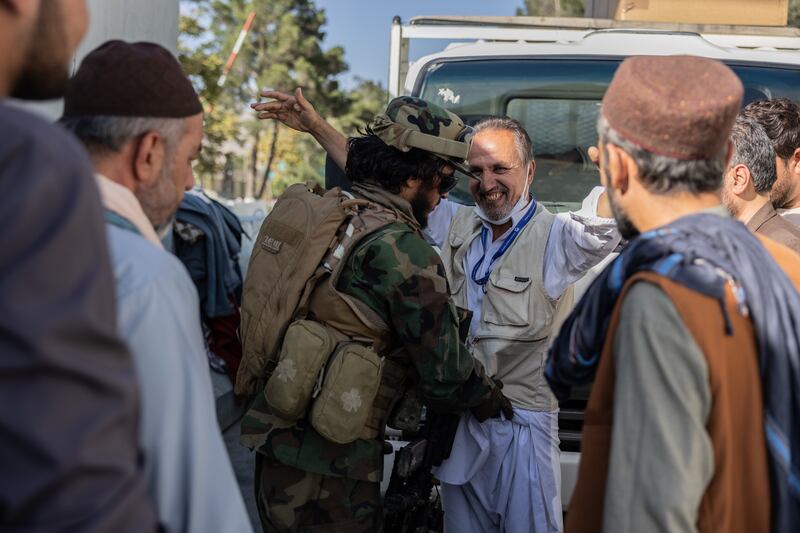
441, 203, 559, 411
301, 205, 416, 440
238, 182, 421, 442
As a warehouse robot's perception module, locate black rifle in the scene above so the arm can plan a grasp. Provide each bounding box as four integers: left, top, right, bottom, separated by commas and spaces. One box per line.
383, 410, 461, 533
383, 307, 472, 532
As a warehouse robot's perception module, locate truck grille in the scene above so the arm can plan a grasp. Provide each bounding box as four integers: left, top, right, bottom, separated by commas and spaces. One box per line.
558, 384, 591, 453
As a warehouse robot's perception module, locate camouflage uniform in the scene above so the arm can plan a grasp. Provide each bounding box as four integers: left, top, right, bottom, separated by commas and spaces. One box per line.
240, 97, 496, 533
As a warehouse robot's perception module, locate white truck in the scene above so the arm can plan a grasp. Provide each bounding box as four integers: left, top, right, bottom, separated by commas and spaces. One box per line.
378, 14, 800, 509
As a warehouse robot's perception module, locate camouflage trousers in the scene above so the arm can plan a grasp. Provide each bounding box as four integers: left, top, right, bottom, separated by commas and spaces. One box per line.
255, 453, 381, 532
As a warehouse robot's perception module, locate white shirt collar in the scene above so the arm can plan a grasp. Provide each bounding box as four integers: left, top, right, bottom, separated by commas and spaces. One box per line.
94, 174, 164, 249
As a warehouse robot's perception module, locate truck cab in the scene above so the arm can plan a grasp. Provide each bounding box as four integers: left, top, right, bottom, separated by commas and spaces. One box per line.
384, 15, 800, 509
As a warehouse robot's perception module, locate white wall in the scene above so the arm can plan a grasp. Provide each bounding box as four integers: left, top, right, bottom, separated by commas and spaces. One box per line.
12, 0, 180, 120
76, 0, 179, 60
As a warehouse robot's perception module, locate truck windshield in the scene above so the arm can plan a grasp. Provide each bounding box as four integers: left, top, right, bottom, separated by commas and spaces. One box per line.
417, 58, 800, 210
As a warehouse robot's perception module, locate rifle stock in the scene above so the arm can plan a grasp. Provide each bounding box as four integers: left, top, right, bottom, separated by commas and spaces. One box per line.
383, 411, 461, 533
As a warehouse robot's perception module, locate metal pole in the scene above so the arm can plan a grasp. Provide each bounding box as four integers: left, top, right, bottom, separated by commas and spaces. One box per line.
388, 16, 403, 98
218, 11, 257, 87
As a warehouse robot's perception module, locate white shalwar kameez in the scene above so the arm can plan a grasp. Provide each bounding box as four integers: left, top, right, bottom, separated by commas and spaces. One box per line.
425, 188, 619, 533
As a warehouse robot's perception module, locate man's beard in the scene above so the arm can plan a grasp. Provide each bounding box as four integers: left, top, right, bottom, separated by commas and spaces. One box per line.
137, 159, 180, 231
11, 3, 72, 100
476, 182, 514, 223
770, 163, 792, 209
410, 187, 436, 229
606, 186, 640, 241
720, 184, 740, 219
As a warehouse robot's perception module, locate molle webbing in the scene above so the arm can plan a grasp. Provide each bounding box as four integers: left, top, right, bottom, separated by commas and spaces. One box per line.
306, 205, 416, 441
358, 356, 409, 440
237, 183, 370, 396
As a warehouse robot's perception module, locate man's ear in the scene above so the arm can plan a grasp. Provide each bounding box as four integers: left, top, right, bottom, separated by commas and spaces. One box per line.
605, 143, 630, 195
526, 160, 535, 184
133, 131, 166, 187
729, 164, 751, 195
404, 176, 420, 190
789, 147, 800, 175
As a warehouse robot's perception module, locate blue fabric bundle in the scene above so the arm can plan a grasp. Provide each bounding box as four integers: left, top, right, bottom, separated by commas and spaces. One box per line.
175, 190, 244, 318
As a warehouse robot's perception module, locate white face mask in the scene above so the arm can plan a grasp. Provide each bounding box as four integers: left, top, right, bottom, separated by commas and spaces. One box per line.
473, 170, 532, 226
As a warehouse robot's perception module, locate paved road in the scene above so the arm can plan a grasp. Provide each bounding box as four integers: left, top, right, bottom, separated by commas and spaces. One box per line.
223, 422, 260, 530
212, 370, 260, 530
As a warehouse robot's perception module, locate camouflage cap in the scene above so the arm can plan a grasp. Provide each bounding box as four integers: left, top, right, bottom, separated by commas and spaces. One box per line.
369, 96, 479, 180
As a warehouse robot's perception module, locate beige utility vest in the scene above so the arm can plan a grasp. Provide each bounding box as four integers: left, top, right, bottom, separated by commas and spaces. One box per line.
441, 203, 558, 411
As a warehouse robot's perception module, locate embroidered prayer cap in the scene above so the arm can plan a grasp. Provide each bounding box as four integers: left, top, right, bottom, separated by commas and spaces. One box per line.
601, 55, 743, 160
63, 40, 203, 118
369, 96, 478, 179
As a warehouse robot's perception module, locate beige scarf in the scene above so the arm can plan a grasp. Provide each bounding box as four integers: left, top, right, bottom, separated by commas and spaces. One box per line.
94, 174, 163, 249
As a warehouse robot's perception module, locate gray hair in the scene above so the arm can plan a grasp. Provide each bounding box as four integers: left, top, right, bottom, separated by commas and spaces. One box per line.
474, 117, 534, 167
729, 115, 777, 194
596, 115, 727, 194
60, 115, 184, 156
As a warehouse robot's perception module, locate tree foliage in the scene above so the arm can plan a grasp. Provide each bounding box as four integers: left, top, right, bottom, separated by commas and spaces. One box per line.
517, 0, 584, 17
179, 0, 384, 198
332, 78, 388, 137
790, 0, 800, 27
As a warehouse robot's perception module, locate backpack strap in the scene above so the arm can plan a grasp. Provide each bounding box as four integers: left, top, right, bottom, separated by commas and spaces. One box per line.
302, 202, 416, 441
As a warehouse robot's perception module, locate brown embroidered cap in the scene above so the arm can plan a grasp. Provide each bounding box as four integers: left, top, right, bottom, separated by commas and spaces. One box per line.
602, 55, 743, 160
63, 40, 203, 118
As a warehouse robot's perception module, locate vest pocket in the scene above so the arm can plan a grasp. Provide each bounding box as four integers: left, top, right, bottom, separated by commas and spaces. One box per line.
264, 320, 335, 420
310, 343, 383, 444
483, 275, 531, 326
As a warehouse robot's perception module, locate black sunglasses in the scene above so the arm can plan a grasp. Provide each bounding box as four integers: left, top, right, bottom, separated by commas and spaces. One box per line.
437, 170, 459, 194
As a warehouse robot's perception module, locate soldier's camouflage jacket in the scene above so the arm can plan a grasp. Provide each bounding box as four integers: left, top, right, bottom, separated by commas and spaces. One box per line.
241, 183, 495, 482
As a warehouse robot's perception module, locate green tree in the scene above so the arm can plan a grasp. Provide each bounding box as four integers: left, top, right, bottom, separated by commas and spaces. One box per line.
179, 6, 241, 187
517, 0, 584, 17
267, 78, 387, 196
790, 0, 800, 27
333, 78, 388, 137
179, 0, 351, 197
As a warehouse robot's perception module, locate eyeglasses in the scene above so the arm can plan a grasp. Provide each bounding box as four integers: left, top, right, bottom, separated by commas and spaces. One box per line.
437, 170, 459, 194
432, 154, 482, 194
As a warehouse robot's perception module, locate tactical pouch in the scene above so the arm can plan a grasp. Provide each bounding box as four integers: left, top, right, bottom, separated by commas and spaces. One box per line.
264, 320, 335, 420
310, 343, 383, 444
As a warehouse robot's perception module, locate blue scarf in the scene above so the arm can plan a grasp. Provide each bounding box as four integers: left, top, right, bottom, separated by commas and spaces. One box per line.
546, 212, 800, 532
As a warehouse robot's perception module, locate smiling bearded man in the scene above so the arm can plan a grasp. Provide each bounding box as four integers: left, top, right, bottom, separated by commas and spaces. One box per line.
247, 90, 621, 533
428, 117, 619, 533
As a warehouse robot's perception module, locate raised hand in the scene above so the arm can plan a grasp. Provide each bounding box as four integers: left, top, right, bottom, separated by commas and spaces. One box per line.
251, 87, 321, 133
588, 146, 600, 166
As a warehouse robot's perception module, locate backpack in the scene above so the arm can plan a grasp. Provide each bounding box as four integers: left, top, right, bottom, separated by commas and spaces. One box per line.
235, 182, 394, 396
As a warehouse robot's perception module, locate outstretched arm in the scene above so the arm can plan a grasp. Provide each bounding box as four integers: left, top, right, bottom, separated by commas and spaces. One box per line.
251, 88, 349, 171
541, 146, 620, 300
